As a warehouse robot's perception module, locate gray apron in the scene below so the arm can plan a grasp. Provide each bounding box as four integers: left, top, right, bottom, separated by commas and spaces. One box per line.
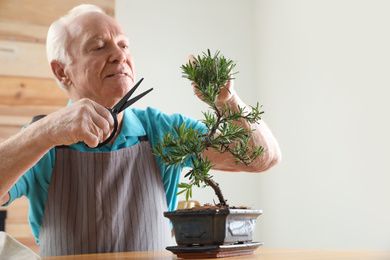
38, 137, 171, 257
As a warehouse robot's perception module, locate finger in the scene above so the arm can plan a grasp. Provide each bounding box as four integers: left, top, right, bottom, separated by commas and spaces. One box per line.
186, 54, 196, 66
92, 102, 115, 128
82, 130, 100, 148
91, 102, 116, 142
75, 100, 113, 147
92, 112, 112, 142
74, 120, 101, 148
92, 123, 105, 143
86, 117, 115, 148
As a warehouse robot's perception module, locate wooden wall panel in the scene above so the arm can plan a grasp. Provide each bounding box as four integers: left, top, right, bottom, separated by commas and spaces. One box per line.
0, 107, 60, 119
0, 0, 115, 26
0, 0, 116, 254
0, 40, 52, 78
0, 126, 21, 142
0, 21, 48, 44
0, 76, 68, 108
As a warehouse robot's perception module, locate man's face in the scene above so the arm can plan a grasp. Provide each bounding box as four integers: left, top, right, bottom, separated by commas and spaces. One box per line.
63, 12, 135, 108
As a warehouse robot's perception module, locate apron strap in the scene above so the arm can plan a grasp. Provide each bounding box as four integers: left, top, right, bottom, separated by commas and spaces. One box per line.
30, 115, 46, 124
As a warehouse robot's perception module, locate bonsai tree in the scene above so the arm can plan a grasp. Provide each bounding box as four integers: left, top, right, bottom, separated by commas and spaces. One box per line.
154, 50, 264, 208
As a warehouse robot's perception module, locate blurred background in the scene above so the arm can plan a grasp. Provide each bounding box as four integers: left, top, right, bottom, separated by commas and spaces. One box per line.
117, 0, 390, 250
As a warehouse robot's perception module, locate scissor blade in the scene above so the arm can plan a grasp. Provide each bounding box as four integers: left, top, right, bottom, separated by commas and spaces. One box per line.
120, 88, 153, 112
112, 78, 144, 112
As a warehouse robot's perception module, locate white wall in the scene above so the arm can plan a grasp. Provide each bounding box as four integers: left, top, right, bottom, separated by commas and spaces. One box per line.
116, 0, 258, 116
255, 0, 390, 250
116, 0, 390, 250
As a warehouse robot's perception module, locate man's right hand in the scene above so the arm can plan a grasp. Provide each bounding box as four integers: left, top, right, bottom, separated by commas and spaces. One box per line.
39, 99, 115, 148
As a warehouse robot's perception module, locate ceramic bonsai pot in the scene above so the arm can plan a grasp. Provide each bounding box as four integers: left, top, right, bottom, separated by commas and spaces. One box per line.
164, 208, 262, 246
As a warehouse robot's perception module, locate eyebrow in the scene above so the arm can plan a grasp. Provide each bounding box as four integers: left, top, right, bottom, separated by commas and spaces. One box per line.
84, 35, 104, 46
84, 34, 129, 47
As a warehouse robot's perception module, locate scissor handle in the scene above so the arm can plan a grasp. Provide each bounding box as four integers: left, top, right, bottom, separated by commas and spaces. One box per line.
93, 78, 152, 148
95, 109, 118, 148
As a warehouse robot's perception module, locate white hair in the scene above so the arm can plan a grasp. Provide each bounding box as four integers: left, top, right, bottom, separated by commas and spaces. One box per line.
46, 4, 105, 89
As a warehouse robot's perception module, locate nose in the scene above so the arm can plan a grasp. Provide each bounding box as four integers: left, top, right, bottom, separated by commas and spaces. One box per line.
109, 45, 127, 63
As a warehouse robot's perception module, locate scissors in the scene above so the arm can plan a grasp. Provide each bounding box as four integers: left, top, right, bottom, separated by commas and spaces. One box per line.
96, 78, 152, 148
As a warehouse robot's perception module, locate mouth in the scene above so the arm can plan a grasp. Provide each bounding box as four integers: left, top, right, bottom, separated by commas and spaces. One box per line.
106, 73, 128, 78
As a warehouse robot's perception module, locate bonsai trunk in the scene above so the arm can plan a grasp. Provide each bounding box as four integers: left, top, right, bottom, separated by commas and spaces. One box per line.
204, 178, 228, 207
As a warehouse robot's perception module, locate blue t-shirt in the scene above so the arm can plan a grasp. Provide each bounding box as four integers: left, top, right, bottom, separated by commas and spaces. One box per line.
5, 107, 205, 244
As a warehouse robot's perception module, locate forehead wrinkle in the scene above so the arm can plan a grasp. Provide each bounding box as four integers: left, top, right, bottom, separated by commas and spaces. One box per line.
84, 34, 104, 46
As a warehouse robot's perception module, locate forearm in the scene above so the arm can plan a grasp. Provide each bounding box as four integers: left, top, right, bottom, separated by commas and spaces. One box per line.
213, 91, 282, 172
0, 121, 54, 204
0, 99, 115, 205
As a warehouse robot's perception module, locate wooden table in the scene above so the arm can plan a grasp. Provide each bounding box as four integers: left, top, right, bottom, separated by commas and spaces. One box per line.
41, 248, 390, 260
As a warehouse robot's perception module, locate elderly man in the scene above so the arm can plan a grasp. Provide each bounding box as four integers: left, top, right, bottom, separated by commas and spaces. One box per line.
0, 4, 281, 257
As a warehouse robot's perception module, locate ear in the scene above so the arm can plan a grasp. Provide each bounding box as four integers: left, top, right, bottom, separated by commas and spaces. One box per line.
50, 61, 72, 87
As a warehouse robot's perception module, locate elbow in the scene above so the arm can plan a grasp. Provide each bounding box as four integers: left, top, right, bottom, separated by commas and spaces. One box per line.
264, 149, 282, 172
249, 146, 282, 173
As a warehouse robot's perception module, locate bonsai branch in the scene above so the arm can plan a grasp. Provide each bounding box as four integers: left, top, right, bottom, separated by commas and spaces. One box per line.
154, 49, 265, 209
